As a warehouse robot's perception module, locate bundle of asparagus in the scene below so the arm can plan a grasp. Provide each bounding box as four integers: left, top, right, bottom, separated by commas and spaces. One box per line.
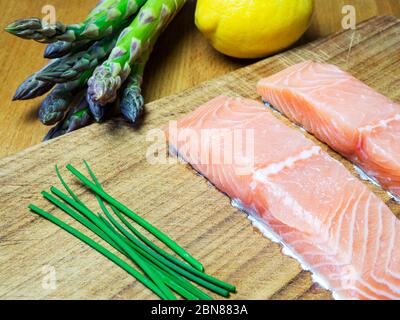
6, 0, 186, 139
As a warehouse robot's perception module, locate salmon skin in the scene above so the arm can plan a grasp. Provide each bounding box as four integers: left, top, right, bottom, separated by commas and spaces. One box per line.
257, 60, 400, 199
165, 95, 400, 300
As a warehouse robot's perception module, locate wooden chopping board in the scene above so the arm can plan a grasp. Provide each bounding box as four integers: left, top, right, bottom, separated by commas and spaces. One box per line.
0, 16, 399, 300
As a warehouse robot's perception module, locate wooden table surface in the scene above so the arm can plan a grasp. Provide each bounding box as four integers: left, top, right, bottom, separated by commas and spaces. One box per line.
0, 0, 399, 159
1, 16, 398, 300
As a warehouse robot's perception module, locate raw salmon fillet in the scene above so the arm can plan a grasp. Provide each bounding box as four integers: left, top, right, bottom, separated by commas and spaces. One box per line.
257, 61, 400, 198
165, 95, 400, 300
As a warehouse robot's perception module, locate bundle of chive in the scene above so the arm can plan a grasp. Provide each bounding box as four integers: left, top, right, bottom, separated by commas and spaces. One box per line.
29, 161, 236, 300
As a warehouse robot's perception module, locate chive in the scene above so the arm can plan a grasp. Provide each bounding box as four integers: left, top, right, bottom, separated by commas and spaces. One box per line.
51, 167, 205, 301
97, 212, 211, 299
98, 211, 215, 299
41, 191, 174, 300
34, 164, 236, 299
28, 204, 166, 299
156, 268, 206, 300
55, 165, 83, 205
55, 165, 101, 227
83, 161, 200, 274
42, 190, 196, 300
66, 163, 204, 272
49, 186, 177, 300
156, 269, 199, 300
80, 160, 204, 272
97, 204, 230, 297
81, 161, 236, 294
98, 214, 200, 300
49, 181, 210, 301
98, 214, 205, 300
98, 213, 119, 233
111, 206, 234, 293
115, 207, 194, 269
42, 191, 121, 251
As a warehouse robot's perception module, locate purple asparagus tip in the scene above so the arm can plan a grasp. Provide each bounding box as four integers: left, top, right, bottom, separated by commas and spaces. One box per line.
87, 92, 105, 122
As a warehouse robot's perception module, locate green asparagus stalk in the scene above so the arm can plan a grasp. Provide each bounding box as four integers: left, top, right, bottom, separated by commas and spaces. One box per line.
120, 48, 150, 123
43, 0, 118, 58
39, 69, 94, 125
90, 0, 126, 16
5, 0, 148, 43
44, 40, 93, 59
120, 1, 183, 123
44, 92, 92, 141
89, 51, 150, 124
87, 0, 186, 106
37, 35, 118, 83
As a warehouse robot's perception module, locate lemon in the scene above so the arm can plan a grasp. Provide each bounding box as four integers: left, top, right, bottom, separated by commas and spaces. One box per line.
195, 0, 313, 59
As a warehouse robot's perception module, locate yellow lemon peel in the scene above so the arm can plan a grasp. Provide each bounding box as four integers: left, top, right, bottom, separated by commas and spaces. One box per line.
195, 0, 314, 59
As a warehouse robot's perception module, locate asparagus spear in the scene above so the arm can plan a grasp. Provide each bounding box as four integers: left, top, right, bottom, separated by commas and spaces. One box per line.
44, 92, 92, 141
5, 0, 148, 43
39, 86, 75, 125
44, 40, 93, 59
120, 48, 150, 123
39, 69, 94, 125
12, 61, 59, 100
43, 0, 118, 58
37, 35, 118, 83
120, 2, 182, 123
86, 54, 150, 124
87, 99, 106, 122
13, 75, 54, 101
87, 0, 186, 106
88, 0, 122, 16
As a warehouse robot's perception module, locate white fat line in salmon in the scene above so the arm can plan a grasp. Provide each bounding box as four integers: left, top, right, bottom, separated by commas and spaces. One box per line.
258, 61, 400, 201
172, 141, 348, 299
231, 198, 348, 300
253, 146, 322, 182
358, 114, 400, 133
233, 198, 385, 300
263, 99, 400, 204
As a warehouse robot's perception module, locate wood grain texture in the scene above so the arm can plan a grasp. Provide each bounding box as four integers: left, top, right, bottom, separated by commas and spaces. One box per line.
0, 16, 399, 300
0, 0, 400, 158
